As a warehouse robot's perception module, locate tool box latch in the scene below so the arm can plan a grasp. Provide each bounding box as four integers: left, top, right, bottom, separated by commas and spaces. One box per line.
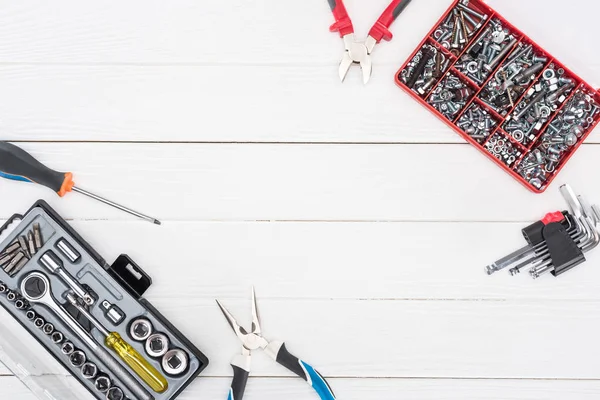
107, 255, 152, 298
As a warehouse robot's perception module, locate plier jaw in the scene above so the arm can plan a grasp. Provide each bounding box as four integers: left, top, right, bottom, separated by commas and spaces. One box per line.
339, 34, 373, 84
328, 0, 414, 84
215, 288, 268, 353
217, 288, 336, 400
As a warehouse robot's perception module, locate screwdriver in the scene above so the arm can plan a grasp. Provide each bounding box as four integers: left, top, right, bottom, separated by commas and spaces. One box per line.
66, 292, 169, 393
0, 142, 161, 225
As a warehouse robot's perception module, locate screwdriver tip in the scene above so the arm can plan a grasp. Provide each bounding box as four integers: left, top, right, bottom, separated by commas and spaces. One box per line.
153, 219, 162, 226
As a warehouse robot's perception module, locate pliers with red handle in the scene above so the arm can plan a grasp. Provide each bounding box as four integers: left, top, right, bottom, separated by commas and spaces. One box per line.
328, 0, 414, 84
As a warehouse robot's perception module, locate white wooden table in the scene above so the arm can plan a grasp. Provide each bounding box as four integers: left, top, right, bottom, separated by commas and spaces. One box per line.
1, 0, 600, 398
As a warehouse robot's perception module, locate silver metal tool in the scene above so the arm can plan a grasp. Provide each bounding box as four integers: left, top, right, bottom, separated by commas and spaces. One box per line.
56, 238, 81, 263
43, 323, 54, 335
25, 310, 36, 321
6, 290, 17, 302
216, 288, 336, 400
18, 236, 30, 258
146, 333, 169, 358
20, 272, 154, 400
162, 349, 189, 376
100, 300, 126, 325
70, 350, 87, 368
95, 374, 112, 393
27, 231, 36, 256
130, 318, 153, 341
15, 298, 28, 309
81, 362, 98, 380
33, 223, 43, 250
61, 342, 75, 356
52, 331, 64, 344
486, 185, 600, 278
5, 252, 26, 275
65, 293, 169, 394
0, 242, 21, 258
39, 251, 95, 306
106, 386, 125, 400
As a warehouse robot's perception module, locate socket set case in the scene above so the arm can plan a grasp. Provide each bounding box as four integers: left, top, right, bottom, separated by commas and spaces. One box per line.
395, 0, 600, 193
0, 200, 209, 400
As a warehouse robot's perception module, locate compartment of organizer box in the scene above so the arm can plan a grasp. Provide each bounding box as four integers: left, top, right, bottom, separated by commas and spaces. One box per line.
396, 0, 600, 193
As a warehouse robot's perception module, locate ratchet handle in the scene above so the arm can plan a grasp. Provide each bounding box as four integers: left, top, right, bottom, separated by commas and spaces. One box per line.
227, 355, 251, 400
328, 0, 354, 37
369, 0, 413, 42
0, 142, 75, 196
105, 332, 169, 394
267, 341, 336, 400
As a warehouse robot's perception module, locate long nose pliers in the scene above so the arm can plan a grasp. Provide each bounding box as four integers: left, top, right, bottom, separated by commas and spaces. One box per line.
216, 288, 336, 400
328, 0, 414, 84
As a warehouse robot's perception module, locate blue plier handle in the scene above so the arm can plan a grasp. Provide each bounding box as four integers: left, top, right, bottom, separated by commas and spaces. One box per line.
217, 289, 336, 400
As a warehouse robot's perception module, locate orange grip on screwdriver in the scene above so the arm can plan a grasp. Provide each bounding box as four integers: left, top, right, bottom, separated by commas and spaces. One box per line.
0, 142, 75, 196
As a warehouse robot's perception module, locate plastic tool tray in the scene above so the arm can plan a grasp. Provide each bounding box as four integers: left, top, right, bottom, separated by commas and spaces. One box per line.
396, 0, 600, 193
0, 201, 208, 400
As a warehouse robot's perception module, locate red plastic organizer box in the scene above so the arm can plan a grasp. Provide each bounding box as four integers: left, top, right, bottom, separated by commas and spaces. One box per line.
396, 0, 600, 193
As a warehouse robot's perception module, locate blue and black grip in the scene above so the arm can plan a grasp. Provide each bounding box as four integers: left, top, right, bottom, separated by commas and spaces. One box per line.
228, 365, 250, 400
275, 343, 336, 400
0, 142, 75, 196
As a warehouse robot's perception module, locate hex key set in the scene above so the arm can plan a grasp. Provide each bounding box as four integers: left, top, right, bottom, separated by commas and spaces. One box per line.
486, 184, 600, 279
396, 0, 600, 193
0, 201, 208, 400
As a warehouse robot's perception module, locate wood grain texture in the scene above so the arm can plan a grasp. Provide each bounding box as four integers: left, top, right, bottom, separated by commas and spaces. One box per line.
2, 299, 600, 379
0, 0, 595, 143
0, 142, 597, 222
1, 0, 600, 398
0, 0, 592, 67
9, 220, 598, 302
2, 377, 600, 400
0, 64, 598, 143
5, 376, 600, 400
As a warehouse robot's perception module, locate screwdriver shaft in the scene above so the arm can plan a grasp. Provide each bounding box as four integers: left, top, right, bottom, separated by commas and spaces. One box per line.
72, 187, 161, 225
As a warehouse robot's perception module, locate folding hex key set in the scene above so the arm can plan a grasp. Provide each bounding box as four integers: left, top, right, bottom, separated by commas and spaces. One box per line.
0, 201, 208, 400
486, 185, 600, 279
396, 0, 600, 193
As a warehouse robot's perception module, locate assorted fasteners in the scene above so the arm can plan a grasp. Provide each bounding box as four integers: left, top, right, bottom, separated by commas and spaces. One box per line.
428, 73, 474, 120
431, 2, 488, 54
0, 201, 209, 400
515, 90, 599, 190
456, 18, 518, 85
478, 43, 548, 116
399, 42, 451, 97
396, 0, 600, 193
484, 132, 521, 166
456, 103, 499, 143
502, 64, 576, 146
486, 185, 599, 279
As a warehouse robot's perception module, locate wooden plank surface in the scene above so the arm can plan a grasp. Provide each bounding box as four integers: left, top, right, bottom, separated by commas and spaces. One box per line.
0, 142, 596, 222
1, 0, 600, 398
2, 377, 600, 400
0, 64, 598, 143
2, 299, 600, 379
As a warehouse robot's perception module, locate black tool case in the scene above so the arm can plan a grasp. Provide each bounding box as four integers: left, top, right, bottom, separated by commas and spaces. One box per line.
0, 200, 208, 400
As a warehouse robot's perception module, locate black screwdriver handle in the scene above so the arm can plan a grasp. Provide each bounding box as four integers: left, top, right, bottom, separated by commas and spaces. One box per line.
0, 142, 74, 196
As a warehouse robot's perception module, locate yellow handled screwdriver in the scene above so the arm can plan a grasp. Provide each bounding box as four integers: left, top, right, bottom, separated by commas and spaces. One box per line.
66, 293, 169, 393
0, 142, 161, 225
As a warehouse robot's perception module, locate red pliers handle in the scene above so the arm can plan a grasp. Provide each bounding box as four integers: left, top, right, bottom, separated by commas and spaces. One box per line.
327, 0, 354, 37
369, 0, 413, 42
328, 0, 413, 42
